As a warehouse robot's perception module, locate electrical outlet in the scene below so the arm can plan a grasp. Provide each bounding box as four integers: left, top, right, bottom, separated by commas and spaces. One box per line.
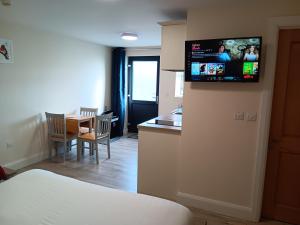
246, 112, 257, 121
234, 112, 244, 120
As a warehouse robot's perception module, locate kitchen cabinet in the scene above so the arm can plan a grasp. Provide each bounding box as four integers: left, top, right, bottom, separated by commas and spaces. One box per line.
160, 21, 187, 71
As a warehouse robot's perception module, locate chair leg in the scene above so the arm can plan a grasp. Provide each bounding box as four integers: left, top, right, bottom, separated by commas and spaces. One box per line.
95, 142, 99, 164
55, 142, 58, 157
48, 140, 52, 160
77, 140, 81, 161
89, 143, 92, 156
63, 141, 67, 162
74, 139, 77, 152
107, 138, 110, 159
81, 141, 84, 155
68, 141, 71, 152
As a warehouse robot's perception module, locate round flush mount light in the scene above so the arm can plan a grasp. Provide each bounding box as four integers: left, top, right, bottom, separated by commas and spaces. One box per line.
121, 32, 138, 41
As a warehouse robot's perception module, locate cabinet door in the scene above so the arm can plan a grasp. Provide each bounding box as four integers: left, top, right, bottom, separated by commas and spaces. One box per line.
161, 24, 186, 71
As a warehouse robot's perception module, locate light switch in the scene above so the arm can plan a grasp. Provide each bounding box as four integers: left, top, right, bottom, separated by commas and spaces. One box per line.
246, 112, 257, 121
234, 112, 244, 120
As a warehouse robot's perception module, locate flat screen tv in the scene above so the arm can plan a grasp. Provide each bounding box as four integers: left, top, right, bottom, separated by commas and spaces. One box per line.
185, 36, 262, 82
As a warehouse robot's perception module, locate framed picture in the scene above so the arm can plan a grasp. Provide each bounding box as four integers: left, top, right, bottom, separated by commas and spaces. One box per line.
0, 38, 13, 63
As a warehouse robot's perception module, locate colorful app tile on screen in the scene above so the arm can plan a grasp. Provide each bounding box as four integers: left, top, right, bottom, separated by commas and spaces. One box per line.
216, 63, 225, 75
191, 62, 200, 75
243, 62, 254, 74
200, 63, 208, 75
253, 62, 258, 74
207, 63, 217, 75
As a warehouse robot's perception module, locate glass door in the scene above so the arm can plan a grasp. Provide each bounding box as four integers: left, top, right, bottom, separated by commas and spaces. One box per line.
128, 56, 160, 132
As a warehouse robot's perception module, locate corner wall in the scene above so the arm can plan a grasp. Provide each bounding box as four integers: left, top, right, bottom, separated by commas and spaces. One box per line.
159, 71, 183, 115
0, 20, 111, 168
178, 0, 300, 220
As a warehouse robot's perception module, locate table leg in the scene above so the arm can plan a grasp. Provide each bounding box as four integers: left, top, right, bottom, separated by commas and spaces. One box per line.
77, 140, 81, 161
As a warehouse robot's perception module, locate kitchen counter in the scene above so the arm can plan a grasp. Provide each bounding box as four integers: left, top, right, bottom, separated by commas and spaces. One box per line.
138, 113, 182, 200
138, 114, 182, 133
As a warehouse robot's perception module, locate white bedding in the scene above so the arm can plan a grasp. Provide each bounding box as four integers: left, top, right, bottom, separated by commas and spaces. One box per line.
0, 169, 192, 225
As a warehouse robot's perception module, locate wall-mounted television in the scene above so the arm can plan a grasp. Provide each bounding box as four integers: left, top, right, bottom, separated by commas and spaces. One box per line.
185, 36, 262, 82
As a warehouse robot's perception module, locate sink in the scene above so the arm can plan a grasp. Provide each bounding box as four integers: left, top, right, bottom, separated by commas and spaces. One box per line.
154, 119, 182, 127
173, 111, 182, 115
155, 119, 174, 126
171, 107, 183, 115
146, 114, 182, 127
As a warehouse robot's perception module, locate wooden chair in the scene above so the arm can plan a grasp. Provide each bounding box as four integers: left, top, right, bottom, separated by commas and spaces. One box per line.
79, 107, 98, 154
45, 112, 77, 162
80, 107, 98, 117
78, 113, 113, 164
79, 107, 98, 133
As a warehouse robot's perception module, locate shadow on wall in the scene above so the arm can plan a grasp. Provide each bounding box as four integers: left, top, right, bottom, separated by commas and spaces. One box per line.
12, 113, 47, 158
189, 81, 263, 93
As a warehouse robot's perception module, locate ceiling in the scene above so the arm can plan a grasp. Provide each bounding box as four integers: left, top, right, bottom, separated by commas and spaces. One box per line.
0, 0, 231, 47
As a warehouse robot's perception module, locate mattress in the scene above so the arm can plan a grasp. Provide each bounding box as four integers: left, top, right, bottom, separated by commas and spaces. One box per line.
0, 169, 192, 225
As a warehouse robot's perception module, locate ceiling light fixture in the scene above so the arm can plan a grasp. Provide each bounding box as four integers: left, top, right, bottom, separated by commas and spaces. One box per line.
121, 32, 138, 41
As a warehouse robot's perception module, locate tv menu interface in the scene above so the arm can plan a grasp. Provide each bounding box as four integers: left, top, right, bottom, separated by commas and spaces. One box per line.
185, 37, 262, 82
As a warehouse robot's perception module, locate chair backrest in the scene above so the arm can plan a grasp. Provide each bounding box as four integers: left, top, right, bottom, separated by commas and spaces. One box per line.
45, 112, 66, 138
101, 110, 113, 115
80, 107, 98, 117
95, 113, 113, 138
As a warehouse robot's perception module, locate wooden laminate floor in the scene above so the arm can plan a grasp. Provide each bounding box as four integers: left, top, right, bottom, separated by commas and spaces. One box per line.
21, 136, 138, 192
20, 136, 290, 225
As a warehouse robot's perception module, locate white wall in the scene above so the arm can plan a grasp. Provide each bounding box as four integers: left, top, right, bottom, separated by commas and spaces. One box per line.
126, 48, 160, 57
0, 20, 111, 168
159, 71, 183, 115
178, 0, 300, 220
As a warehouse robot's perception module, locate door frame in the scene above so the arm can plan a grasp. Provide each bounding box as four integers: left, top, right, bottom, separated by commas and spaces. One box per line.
251, 17, 300, 221
127, 56, 160, 132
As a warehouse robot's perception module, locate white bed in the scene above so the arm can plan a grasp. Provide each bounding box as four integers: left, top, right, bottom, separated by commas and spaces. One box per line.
0, 169, 192, 225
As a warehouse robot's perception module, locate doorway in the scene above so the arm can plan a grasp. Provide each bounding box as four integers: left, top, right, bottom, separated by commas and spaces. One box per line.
127, 56, 160, 133
262, 29, 300, 224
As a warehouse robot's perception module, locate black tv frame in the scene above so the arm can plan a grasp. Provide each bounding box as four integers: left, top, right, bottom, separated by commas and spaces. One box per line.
185, 36, 263, 82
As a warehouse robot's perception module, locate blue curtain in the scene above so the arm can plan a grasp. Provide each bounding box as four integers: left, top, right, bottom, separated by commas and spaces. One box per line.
111, 47, 126, 136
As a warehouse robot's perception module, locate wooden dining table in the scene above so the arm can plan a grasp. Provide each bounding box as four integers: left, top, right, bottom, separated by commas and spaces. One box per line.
66, 114, 94, 134
66, 115, 95, 161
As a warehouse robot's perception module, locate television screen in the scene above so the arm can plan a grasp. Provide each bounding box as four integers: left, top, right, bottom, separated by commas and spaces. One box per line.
185, 37, 262, 82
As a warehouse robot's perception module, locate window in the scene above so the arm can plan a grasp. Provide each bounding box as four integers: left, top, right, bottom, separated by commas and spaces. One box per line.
175, 72, 184, 98
132, 61, 158, 101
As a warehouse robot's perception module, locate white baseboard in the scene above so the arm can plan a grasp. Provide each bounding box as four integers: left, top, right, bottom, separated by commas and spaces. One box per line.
177, 192, 254, 221
4, 151, 48, 170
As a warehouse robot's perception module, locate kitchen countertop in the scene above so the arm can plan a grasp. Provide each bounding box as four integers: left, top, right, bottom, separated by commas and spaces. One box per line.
138, 114, 182, 133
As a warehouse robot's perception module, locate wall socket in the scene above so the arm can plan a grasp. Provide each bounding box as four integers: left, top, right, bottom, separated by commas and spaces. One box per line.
234, 112, 257, 121
0, 141, 13, 151
6, 142, 13, 148
234, 112, 244, 120
246, 112, 257, 121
